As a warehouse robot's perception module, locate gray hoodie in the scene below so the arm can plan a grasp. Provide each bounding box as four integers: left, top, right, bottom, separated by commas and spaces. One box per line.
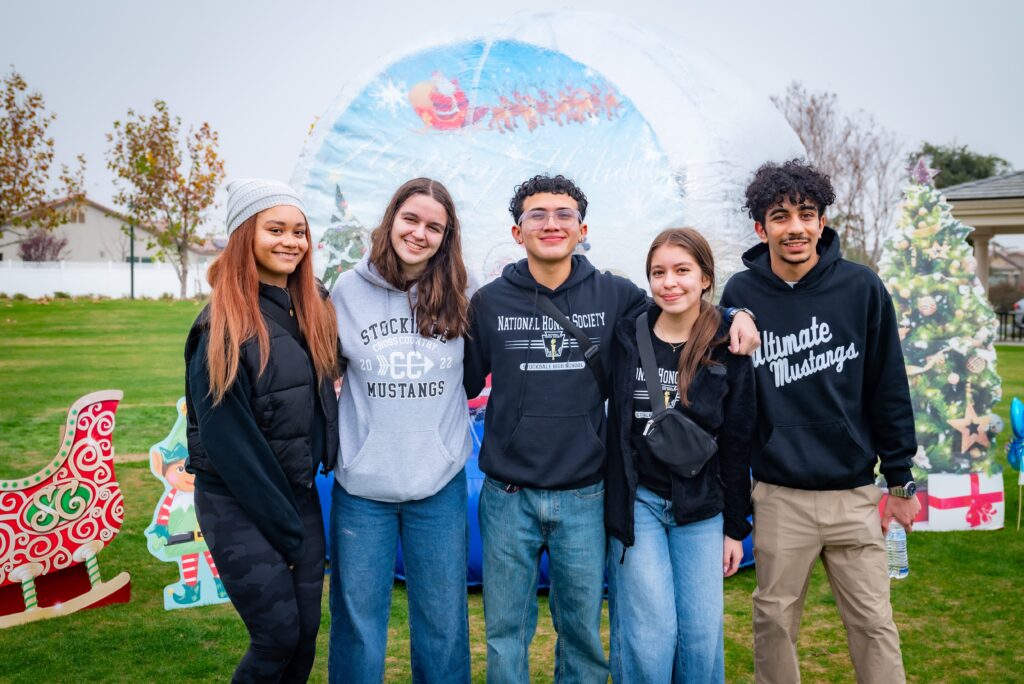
331, 257, 471, 502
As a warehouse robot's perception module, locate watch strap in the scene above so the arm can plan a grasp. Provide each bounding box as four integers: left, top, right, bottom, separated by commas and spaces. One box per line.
728, 306, 756, 323
888, 483, 915, 498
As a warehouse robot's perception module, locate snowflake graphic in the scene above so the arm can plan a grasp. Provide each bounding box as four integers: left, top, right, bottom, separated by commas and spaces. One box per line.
504, 142, 529, 162
370, 77, 408, 114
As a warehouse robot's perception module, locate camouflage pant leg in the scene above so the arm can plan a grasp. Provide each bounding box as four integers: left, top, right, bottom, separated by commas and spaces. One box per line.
282, 487, 327, 682
195, 485, 326, 683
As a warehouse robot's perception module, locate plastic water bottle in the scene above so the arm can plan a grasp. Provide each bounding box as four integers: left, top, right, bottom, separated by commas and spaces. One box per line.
886, 521, 909, 579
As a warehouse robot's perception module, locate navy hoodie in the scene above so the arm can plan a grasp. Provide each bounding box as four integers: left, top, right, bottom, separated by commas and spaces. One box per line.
720, 228, 916, 490
464, 255, 646, 489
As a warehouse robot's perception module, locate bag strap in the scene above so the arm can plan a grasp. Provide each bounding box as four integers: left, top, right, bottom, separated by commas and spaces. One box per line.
635, 312, 669, 416
534, 294, 609, 400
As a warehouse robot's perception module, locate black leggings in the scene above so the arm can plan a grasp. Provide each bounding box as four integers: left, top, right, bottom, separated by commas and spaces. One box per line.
196, 485, 325, 683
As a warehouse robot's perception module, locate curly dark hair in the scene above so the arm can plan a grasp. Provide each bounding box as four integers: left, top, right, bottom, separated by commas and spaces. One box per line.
508, 174, 588, 221
743, 159, 836, 224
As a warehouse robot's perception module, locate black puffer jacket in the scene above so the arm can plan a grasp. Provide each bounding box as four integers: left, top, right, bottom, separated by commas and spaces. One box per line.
184, 284, 338, 564
605, 302, 756, 547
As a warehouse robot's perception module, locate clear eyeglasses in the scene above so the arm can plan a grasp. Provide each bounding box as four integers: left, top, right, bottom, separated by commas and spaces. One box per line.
517, 208, 582, 229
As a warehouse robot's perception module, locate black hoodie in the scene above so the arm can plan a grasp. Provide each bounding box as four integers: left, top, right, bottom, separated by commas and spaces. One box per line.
464, 255, 646, 489
720, 228, 916, 490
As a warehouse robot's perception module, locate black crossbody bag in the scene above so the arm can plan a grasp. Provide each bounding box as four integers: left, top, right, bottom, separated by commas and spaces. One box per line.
636, 312, 717, 478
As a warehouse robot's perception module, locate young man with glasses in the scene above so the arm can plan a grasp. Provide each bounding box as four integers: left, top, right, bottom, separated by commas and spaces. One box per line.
464, 174, 758, 683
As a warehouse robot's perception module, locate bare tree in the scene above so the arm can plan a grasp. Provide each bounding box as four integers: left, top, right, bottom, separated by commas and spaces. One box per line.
17, 227, 69, 261
772, 82, 905, 270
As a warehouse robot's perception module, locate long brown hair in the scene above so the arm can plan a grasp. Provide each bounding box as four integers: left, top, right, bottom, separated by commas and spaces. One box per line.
646, 227, 724, 407
205, 214, 339, 404
368, 177, 469, 339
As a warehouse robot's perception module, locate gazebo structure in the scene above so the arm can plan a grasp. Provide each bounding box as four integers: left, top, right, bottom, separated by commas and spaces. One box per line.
944, 171, 1024, 293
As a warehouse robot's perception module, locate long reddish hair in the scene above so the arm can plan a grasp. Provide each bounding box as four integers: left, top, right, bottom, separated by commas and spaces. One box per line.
205, 214, 338, 404
646, 227, 725, 407
367, 178, 469, 339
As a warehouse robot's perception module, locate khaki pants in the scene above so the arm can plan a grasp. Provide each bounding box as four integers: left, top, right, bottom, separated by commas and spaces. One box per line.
751, 482, 906, 684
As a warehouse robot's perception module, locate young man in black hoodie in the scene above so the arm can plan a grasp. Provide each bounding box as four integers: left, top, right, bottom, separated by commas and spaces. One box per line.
721, 160, 920, 684
465, 174, 758, 683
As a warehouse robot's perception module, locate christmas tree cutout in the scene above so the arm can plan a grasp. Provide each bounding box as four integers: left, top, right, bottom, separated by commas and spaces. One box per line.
318, 183, 370, 289
879, 159, 1002, 480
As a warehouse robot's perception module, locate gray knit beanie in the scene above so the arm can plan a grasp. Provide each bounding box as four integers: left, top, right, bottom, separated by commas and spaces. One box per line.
224, 178, 307, 234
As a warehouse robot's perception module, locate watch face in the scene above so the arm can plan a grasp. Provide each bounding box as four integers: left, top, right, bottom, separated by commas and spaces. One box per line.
905, 481, 917, 497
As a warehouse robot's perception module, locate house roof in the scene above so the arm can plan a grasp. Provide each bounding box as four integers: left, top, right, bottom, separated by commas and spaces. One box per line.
943, 171, 1024, 200
991, 242, 1024, 271
8, 195, 130, 223
9, 195, 221, 255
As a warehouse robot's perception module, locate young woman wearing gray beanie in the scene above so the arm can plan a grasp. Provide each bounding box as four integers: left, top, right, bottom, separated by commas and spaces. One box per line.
184, 179, 340, 681
328, 178, 472, 683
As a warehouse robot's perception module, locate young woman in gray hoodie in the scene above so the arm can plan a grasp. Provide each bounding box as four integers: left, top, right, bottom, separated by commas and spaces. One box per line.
328, 178, 472, 683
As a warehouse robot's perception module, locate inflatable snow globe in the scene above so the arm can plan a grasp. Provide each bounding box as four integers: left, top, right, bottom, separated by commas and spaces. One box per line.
292, 10, 804, 291
297, 11, 804, 582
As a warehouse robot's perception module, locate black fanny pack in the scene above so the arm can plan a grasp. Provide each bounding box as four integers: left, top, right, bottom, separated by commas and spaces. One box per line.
636, 312, 717, 478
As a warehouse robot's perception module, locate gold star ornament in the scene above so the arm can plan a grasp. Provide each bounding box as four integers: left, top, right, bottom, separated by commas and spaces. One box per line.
925, 242, 949, 259
948, 400, 991, 453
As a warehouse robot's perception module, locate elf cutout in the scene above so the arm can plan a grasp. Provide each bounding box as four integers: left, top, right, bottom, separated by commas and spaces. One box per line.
145, 398, 229, 609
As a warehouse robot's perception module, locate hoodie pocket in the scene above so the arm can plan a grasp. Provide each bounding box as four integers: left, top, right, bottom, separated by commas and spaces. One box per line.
759, 421, 871, 489
341, 429, 457, 502
503, 414, 605, 486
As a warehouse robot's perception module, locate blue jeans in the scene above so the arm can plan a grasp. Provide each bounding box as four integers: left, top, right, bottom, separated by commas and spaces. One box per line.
328, 471, 470, 684
607, 487, 725, 683
479, 477, 608, 684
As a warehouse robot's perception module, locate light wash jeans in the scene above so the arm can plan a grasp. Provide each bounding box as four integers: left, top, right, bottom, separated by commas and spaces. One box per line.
479, 477, 608, 684
328, 471, 470, 684
607, 486, 725, 683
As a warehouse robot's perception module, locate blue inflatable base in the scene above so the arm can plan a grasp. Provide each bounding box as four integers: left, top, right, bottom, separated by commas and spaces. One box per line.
317, 413, 754, 586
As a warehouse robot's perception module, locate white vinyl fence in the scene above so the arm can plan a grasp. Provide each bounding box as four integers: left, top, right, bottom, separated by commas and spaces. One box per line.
0, 261, 211, 299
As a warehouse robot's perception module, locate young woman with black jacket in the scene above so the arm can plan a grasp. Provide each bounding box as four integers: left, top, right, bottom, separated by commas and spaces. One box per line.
184, 179, 340, 682
604, 228, 755, 683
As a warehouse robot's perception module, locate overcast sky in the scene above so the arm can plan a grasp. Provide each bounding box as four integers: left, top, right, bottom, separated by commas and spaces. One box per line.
4, 0, 1021, 239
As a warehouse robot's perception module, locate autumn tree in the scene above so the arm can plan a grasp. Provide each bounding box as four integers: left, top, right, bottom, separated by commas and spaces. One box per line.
908, 142, 1012, 189
0, 68, 85, 249
772, 82, 905, 271
17, 228, 69, 261
106, 100, 224, 297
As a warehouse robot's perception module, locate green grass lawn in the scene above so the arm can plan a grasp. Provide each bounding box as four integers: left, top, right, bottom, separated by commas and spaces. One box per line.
1, 298, 1023, 682
0, 297, 206, 474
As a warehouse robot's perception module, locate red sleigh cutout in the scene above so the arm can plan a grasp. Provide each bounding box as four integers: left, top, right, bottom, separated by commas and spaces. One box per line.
0, 390, 131, 628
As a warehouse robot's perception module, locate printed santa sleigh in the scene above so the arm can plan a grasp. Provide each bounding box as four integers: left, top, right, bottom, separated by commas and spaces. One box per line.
0, 390, 131, 628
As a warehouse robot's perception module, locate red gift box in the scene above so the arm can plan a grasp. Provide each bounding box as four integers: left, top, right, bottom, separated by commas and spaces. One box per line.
927, 472, 1004, 531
